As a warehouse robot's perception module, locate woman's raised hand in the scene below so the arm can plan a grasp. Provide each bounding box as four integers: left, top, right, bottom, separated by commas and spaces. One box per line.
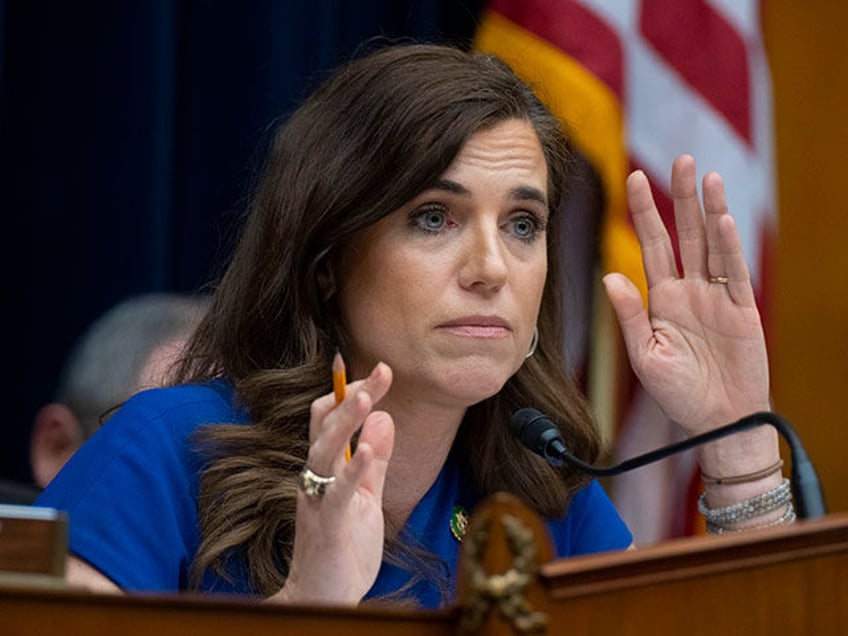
603, 155, 771, 438
272, 362, 394, 605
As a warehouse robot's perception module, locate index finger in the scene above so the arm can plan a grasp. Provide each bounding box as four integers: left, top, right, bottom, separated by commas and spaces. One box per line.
308, 362, 393, 445
309, 377, 368, 427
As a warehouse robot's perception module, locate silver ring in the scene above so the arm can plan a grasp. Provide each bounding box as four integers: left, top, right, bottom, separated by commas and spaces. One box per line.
709, 275, 729, 285
298, 467, 336, 498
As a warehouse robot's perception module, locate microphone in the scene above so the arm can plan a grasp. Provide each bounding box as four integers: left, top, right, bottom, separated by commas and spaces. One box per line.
509, 407, 827, 520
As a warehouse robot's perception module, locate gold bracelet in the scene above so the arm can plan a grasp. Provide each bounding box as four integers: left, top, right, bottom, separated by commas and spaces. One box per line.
701, 459, 784, 486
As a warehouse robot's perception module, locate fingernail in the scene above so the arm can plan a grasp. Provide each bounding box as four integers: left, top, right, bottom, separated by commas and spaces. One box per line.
370, 362, 384, 380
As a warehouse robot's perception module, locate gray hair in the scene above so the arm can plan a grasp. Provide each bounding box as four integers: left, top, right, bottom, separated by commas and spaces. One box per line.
55, 293, 210, 438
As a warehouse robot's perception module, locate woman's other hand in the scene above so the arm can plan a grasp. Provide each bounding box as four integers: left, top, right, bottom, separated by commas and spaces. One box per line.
271, 362, 395, 605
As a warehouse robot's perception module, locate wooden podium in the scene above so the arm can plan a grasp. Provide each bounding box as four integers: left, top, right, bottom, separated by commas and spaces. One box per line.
1, 495, 846, 635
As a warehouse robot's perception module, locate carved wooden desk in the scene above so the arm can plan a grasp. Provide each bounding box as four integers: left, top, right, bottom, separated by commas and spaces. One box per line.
1, 495, 846, 635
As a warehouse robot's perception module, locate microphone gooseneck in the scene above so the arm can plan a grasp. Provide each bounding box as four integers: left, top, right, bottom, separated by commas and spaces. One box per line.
509, 407, 827, 520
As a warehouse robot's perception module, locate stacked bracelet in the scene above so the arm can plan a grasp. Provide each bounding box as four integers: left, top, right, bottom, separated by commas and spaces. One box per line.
705, 502, 796, 535
698, 478, 794, 533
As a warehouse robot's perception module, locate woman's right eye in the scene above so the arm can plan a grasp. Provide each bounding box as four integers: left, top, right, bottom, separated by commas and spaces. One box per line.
410, 205, 450, 234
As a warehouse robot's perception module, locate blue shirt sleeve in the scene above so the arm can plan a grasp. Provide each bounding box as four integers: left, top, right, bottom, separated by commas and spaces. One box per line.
547, 480, 633, 557
35, 384, 234, 591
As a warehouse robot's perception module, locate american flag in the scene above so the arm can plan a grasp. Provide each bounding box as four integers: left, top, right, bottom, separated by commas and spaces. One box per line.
476, 0, 776, 544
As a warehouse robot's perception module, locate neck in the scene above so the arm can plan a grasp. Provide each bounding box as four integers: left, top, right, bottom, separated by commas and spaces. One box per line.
377, 391, 466, 532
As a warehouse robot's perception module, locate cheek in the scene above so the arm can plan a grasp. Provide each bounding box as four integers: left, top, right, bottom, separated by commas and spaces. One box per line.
343, 242, 444, 317
521, 260, 548, 320
338, 254, 425, 362
344, 252, 416, 312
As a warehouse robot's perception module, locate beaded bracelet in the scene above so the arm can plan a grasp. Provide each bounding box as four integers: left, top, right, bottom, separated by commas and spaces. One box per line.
706, 501, 797, 535
698, 478, 792, 526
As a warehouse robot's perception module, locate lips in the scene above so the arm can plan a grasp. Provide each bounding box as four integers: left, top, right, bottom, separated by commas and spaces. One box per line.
437, 315, 513, 338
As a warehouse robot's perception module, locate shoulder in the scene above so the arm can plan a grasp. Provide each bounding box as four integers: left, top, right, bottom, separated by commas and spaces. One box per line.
81, 380, 245, 450
92, 380, 245, 477
34, 379, 249, 591
37, 379, 248, 510
115, 379, 246, 432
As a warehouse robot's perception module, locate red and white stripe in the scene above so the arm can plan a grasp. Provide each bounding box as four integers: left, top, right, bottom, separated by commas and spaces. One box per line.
579, 0, 774, 286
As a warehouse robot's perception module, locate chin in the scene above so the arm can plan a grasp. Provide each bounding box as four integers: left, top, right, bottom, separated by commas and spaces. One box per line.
435, 359, 517, 405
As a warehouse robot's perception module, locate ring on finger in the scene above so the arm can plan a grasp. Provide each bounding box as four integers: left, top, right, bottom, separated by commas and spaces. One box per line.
298, 466, 336, 498
709, 275, 729, 285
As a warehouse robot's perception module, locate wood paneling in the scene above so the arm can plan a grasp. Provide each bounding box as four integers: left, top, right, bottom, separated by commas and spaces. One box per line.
764, 2, 848, 514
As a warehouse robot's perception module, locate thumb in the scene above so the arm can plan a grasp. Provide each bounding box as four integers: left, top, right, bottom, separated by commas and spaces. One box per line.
603, 273, 653, 361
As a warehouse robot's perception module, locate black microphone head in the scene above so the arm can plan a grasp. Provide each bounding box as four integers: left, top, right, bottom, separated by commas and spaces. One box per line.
510, 407, 566, 461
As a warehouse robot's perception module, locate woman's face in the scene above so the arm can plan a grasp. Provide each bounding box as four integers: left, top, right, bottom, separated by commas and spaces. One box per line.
337, 118, 549, 409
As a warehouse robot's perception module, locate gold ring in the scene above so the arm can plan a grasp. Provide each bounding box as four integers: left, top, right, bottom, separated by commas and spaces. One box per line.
298, 467, 336, 498
709, 276, 729, 285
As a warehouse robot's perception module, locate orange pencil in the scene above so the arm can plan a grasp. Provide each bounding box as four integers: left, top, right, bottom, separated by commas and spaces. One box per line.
333, 350, 351, 462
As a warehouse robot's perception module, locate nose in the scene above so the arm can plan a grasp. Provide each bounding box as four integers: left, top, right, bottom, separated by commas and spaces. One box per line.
458, 219, 509, 293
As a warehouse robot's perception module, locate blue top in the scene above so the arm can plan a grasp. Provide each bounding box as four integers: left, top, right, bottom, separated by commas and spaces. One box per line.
36, 381, 632, 607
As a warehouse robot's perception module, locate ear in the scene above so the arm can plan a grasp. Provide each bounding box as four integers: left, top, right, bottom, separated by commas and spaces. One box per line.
316, 257, 336, 301
30, 403, 84, 488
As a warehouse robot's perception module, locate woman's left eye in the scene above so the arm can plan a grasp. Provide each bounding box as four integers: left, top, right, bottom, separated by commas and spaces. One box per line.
507, 214, 545, 242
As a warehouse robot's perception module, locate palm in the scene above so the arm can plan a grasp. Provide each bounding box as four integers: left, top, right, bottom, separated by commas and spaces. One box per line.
605, 156, 770, 436
638, 278, 768, 432
311, 478, 385, 587
287, 426, 392, 603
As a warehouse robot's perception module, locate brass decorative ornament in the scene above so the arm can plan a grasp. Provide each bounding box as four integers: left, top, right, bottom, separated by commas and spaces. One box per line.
459, 513, 548, 633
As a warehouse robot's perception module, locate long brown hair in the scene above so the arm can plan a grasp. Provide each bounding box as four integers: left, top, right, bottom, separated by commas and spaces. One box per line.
175, 42, 601, 596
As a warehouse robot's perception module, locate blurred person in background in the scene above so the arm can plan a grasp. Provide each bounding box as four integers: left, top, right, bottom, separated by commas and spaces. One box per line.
27, 293, 210, 492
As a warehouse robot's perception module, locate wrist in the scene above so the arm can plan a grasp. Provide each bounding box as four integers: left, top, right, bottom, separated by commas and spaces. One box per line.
696, 419, 780, 483
701, 468, 784, 508
266, 562, 362, 607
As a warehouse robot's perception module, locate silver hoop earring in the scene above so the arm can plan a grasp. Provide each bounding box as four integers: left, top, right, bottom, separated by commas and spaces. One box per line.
526, 326, 539, 358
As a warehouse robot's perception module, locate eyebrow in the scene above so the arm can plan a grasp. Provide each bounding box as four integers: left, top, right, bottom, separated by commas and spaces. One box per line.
430, 178, 548, 207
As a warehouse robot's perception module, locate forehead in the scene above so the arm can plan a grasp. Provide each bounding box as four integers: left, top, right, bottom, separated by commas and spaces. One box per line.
440, 119, 548, 193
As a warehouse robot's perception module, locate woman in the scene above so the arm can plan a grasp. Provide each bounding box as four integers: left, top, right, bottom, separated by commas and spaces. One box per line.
37, 43, 787, 607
